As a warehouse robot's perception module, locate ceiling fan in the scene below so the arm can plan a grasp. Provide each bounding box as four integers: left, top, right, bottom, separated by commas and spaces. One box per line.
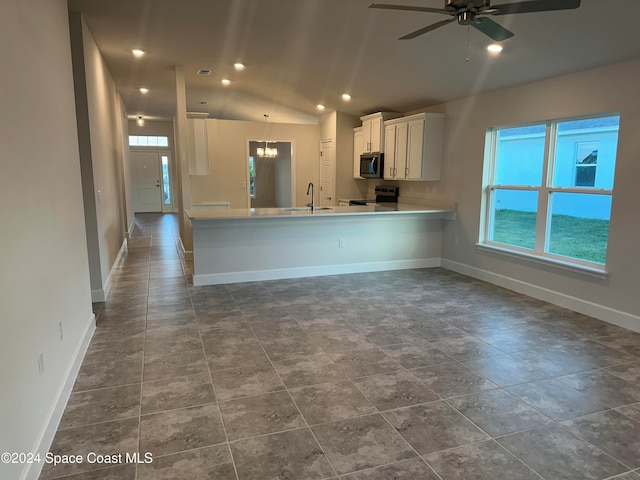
369, 0, 581, 41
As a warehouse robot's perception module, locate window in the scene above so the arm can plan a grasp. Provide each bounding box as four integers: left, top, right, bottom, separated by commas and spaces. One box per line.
128, 135, 169, 147
574, 142, 598, 187
248, 156, 256, 198
481, 114, 619, 269
161, 155, 171, 205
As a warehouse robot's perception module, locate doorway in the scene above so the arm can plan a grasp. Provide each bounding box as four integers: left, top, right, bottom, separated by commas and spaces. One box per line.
247, 140, 294, 208
320, 139, 335, 206
131, 151, 173, 213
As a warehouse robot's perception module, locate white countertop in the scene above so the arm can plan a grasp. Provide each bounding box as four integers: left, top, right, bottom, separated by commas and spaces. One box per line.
185, 203, 455, 221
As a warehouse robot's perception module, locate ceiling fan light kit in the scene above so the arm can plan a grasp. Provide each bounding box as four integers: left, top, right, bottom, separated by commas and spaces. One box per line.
369, 0, 581, 41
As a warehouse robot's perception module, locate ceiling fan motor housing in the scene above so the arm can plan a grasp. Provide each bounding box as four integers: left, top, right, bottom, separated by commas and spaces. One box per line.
445, 0, 490, 11
457, 10, 476, 24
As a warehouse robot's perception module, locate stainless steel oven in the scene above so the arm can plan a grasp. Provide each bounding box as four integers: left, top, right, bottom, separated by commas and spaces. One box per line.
349, 186, 399, 205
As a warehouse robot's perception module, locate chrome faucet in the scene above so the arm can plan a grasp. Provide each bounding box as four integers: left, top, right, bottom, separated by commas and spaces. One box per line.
306, 182, 315, 212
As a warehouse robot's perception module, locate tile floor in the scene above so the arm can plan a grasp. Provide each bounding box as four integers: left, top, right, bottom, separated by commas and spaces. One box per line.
40, 213, 640, 480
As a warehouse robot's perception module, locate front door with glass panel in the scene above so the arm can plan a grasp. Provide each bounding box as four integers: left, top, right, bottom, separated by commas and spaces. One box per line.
131, 151, 163, 212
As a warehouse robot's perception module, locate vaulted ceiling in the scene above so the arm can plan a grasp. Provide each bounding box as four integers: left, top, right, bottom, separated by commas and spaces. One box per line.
67, 0, 640, 124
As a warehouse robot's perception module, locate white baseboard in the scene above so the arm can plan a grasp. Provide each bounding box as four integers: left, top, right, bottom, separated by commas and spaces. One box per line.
179, 237, 193, 261
91, 238, 128, 303
441, 259, 640, 333
193, 258, 442, 286
23, 313, 96, 480
126, 220, 135, 238
91, 288, 106, 303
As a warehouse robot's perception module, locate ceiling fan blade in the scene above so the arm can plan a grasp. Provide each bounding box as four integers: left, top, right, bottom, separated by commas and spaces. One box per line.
368, 3, 451, 15
399, 17, 456, 39
472, 17, 514, 41
491, 0, 580, 15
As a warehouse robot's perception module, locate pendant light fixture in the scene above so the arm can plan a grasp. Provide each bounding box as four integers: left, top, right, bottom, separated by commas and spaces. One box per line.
257, 114, 278, 158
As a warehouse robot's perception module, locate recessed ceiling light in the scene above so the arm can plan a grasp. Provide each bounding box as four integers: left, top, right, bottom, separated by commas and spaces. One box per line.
139, 87, 149, 94
341, 93, 351, 101
221, 78, 231, 86
487, 44, 503, 53
317, 104, 325, 111
234, 63, 245, 70
131, 49, 145, 57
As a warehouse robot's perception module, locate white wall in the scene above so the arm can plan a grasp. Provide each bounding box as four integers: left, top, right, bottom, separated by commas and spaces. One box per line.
174, 66, 193, 255
320, 111, 365, 201
69, 12, 129, 301
0, 1, 95, 479
191, 119, 320, 209
436, 58, 640, 330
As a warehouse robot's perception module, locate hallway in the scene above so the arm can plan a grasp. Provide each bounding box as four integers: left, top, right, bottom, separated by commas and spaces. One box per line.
40, 213, 640, 479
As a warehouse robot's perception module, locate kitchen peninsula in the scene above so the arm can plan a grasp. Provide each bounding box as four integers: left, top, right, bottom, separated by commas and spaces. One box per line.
186, 204, 454, 286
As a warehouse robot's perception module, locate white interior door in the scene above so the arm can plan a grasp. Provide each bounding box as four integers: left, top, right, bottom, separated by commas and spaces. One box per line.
320, 139, 335, 206
131, 151, 162, 212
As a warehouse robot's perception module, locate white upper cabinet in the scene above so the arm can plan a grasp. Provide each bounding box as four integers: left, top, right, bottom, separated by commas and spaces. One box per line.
187, 113, 210, 175
384, 121, 408, 179
359, 112, 401, 153
383, 113, 444, 181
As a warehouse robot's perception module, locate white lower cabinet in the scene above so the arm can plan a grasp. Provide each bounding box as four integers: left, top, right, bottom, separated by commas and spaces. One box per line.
383, 113, 444, 181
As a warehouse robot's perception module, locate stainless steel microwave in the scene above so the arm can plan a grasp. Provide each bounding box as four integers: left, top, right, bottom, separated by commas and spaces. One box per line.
360, 152, 383, 178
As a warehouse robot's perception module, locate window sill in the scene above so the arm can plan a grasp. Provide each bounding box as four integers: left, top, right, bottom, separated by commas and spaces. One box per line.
475, 243, 609, 279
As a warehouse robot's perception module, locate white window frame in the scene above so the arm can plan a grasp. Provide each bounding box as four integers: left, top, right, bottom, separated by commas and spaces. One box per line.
128, 135, 170, 147
478, 113, 618, 277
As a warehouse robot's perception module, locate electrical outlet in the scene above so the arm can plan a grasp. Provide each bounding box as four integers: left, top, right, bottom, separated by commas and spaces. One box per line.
37, 352, 44, 375
338, 238, 346, 248
59, 321, 64, 341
